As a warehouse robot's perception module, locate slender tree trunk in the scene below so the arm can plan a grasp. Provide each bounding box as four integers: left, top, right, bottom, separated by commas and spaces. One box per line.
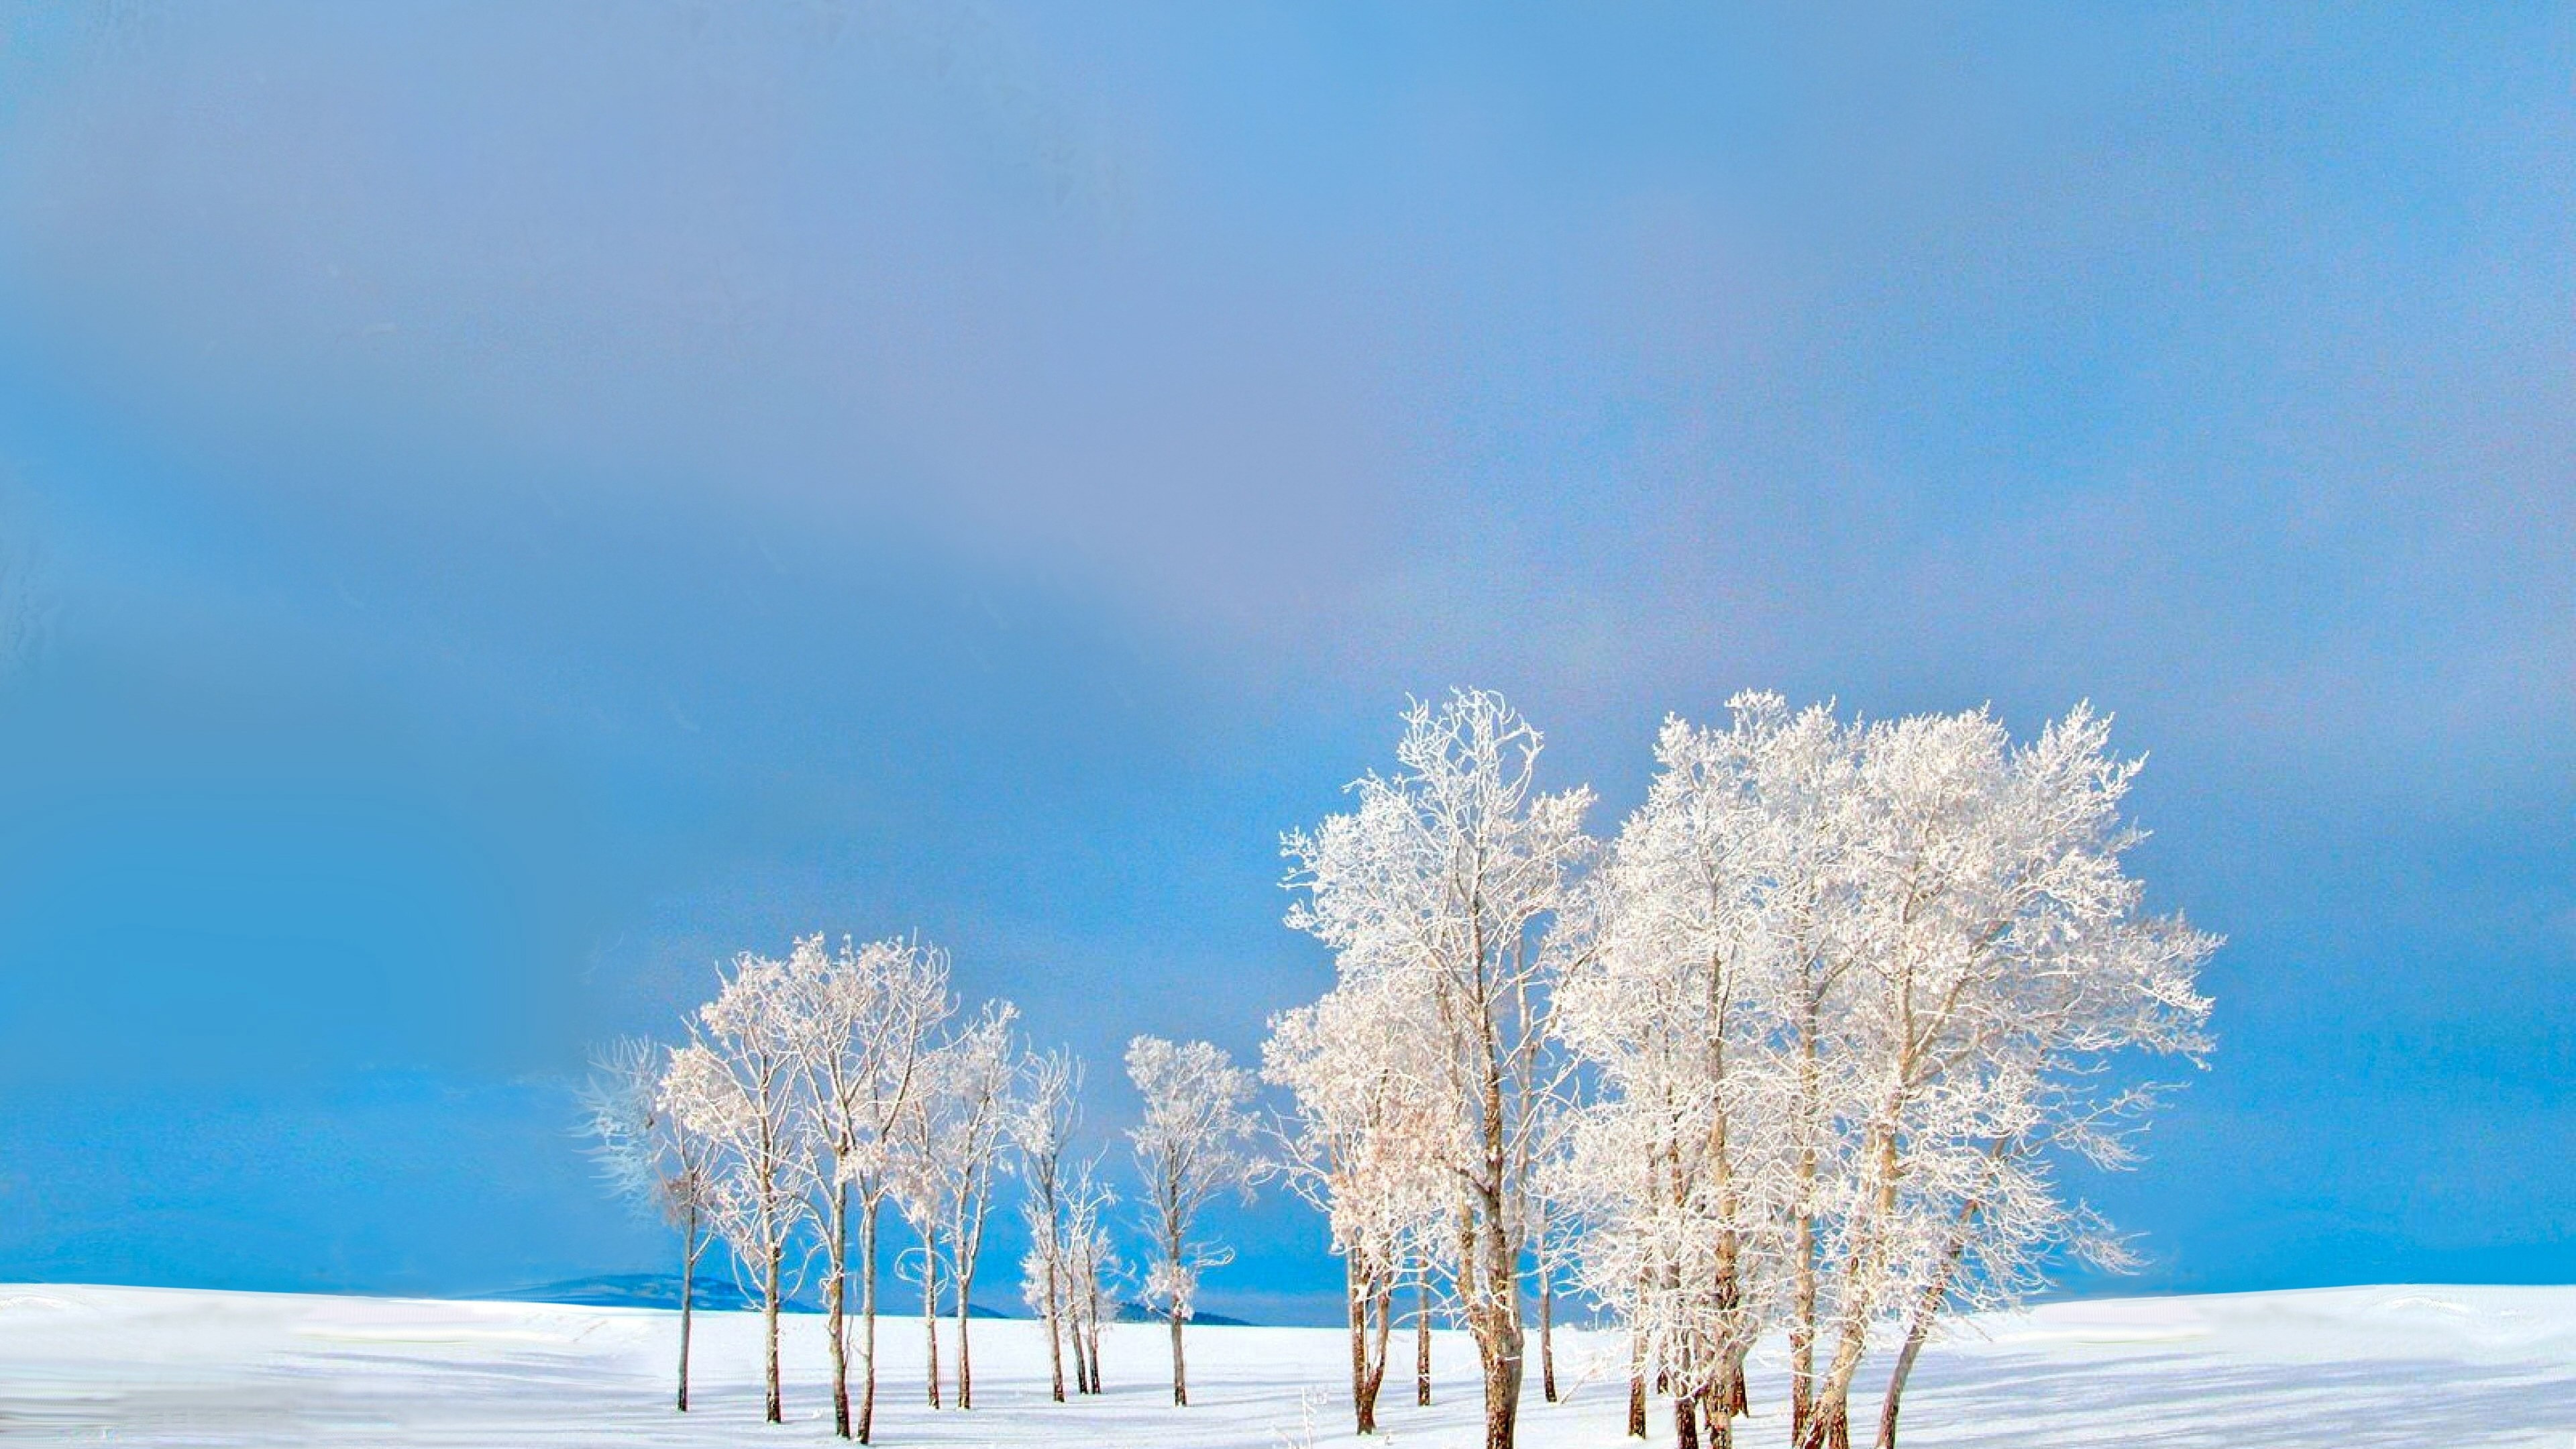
676, 1206, 695, 1413
1168, 1304, 1188, 1406
1348, 1264, 1374, 1434
1415, 1280, 1433, 1406
1875, 1208, 1974, 1449
1045, 1248, 1066, 1403
858, 1202, 880, 1444
1086, 1308, 1103, 1394
763, 1243, 784, 1424
829, 1183, 851, 1438
956, 1262, 976, 1409
1539, 1279, 1557, 1403
1365, 1282, 1392, 1422
922, 1233, 943, 1409
1071, 1296, 1092, 1395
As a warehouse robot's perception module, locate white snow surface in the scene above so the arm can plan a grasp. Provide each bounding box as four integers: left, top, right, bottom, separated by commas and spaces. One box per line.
0, 1282, 2567, 1446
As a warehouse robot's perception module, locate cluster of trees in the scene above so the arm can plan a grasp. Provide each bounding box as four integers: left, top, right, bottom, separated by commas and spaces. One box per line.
582, 934, 1260, 1441
1266, 690, 2215, 1449
586, 686, 2214, 1449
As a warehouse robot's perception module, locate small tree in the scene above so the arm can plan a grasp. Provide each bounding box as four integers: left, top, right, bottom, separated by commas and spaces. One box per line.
1125, 1035, 1260, 1406
1061, 1160, 1121, 1395
1264, 976, 1448, 1435
580, 1037, 715, 1413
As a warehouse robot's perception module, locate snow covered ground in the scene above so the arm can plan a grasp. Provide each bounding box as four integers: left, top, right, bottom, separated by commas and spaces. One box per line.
0, 1282, 2567, 1447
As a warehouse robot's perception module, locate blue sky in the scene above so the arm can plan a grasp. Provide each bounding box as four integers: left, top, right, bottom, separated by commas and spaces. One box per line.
0, 3, 2568, 1324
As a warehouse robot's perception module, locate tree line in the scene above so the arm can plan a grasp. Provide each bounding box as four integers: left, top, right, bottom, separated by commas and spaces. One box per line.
589, 687, 2216, 1449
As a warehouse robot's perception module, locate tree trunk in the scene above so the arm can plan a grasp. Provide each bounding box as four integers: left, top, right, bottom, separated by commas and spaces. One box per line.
1365, 1282, 1392, 1425
1539, 1279, 1556, 1403
922, 1232, 943, 1409
1674, 1393, 1700, 1449
1474, 1317, 1522, 1449
1071, 1299, 1092, 1395
955, 1263, 976, 1409
1045, 1249, 1066, 1403
1415, 1281, 1433, 1406
1086, 1312, 1103, 1394
829, 1184, 851, 1438
1348, 1266, 1374, 1434
858, 1202, 880, 1444
1626, 1326, 1647, 1438
1875, 1209, 1973, 1449
763, 1243, 784, 1424
1168, 1304, 1189, 1406
1800, 1390, 1852, 1449
676, 1205, 695, 1413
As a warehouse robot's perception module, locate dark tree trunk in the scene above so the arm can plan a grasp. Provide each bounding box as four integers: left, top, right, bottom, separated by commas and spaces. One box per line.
1086, 1312, 1103, 1394
1474, 1320, 1521, 1449
1415, 1281, 1433, 1406
1626, 1327, 1648, 1438
1675, 1393, 1701, 1449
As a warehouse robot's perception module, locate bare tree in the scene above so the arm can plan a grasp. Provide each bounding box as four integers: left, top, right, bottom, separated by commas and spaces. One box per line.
1125, 1034, 1260, 1407
580, 1037, 715, 1413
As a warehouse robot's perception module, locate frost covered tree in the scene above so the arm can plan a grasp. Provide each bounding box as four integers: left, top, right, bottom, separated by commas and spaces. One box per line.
1284, 689, 1595, 1449
1014, 1049, 1083, 1404
1059, 1158, 1121, 1396
1264, 977, 1449, 1435
1791, 704, 2214, 1449
662, 949, 811, 1425
580, 1037, 715, 1413
1125, 1034, 1260, 1407
887, 997, 1022, 1411
1553, 699, 1850, 1449
936, 1004, 1023, 1409
784, 934, 951, 1441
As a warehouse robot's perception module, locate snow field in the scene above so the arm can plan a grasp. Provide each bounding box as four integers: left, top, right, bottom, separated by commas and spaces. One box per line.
0, 1283, 2568, 1447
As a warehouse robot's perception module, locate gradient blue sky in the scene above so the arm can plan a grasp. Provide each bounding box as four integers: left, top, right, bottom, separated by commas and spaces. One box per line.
0, 3, 2568, 1325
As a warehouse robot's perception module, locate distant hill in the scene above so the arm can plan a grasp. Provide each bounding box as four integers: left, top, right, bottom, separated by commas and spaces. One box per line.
1113, 1299, 1254, 1328
490, 1274, 1019, 1319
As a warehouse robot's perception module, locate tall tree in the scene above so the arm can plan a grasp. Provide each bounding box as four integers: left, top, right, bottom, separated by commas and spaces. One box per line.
784, 934, 951, 1442
662, 949, 811, 1425
1284, 689, 1595, 1449
940, 1005, 1024, 1409
1014, 1050, 1084, 1404
1125, 1034, 1260, 1407
580, 1037, 715, 1414
1790, 704, 2215, 1449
